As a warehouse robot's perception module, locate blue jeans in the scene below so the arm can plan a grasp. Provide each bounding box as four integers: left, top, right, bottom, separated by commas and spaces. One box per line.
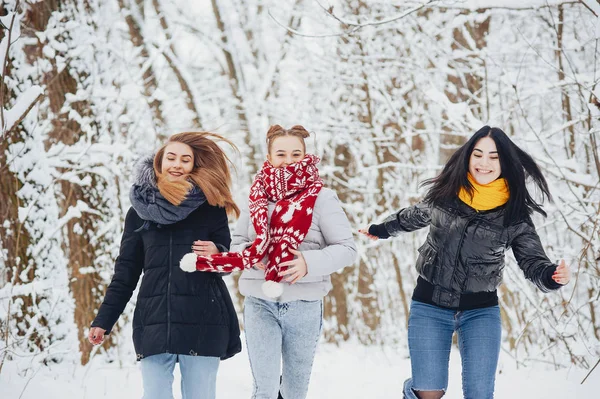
404, 301, 501, 399
140, 353, 219, 399
243, 296, 323, 399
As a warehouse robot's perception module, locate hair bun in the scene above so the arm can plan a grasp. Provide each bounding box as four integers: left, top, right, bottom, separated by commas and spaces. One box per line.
267, 125, 285, 139
289, 125, 310, 138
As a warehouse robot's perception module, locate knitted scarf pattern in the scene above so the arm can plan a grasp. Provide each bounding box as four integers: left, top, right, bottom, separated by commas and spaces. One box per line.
181, 154, 323, 297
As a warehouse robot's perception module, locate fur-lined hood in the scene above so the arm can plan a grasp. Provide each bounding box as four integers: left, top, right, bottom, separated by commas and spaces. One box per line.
133, 154, 157, 187
129, 153, 206, 228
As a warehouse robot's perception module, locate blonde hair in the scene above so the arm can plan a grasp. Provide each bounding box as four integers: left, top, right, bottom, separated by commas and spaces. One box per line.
154, 132, 240, 218
266, 125, 310, 153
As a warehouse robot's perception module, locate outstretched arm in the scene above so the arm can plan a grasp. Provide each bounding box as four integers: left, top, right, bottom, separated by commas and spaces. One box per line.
511, 218, 570, 292
361, 201, 432, 240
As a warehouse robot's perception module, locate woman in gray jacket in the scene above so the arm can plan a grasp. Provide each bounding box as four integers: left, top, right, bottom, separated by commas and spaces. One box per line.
181, 125, 357, 399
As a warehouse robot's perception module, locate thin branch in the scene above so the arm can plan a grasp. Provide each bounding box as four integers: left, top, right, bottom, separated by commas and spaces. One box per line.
151, 0, 202, 128
117, 0, 165, 138
579, 0, 599, 17
268, 8, 348, 38
268, 0, 438, 38
316, 0, 438, 28
582, 357, 600, 384
0, 1, 20, 135
434, 1, 580, 12
2, 92, 43, 135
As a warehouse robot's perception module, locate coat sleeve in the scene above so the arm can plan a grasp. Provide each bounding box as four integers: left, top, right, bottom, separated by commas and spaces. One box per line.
369, 201, 432, 239
230, 202, 253, 253
91, 207, 144, 334
510, 217, 561, 292
210, 206, 232, 253
302, 189, 358, 276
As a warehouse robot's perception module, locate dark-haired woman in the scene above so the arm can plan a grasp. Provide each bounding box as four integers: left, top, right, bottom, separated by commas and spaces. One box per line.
360, 126, 570, 399
88, 132, 242, 399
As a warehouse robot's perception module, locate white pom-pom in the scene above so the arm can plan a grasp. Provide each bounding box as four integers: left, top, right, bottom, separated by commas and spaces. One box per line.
180, 253, 198, 272
262, 280, 284, 298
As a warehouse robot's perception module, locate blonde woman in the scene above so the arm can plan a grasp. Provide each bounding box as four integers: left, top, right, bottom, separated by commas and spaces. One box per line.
88, 132, 241, 399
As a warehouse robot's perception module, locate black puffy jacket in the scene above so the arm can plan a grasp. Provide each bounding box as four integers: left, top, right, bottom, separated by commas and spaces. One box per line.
372, 198, 560, 309
91, 204, 241, 360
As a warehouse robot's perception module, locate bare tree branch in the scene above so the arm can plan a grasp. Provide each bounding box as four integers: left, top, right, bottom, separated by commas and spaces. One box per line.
0, 1, 20, 135
268, 0, 438, 38
579, 0, 600, 16
582, 356, 600, 383
152, 0, 202, 128
2, 91, 43, 135
316, 0, 438, 28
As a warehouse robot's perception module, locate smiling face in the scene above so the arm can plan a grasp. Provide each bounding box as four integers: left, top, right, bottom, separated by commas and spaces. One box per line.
267, 135, 305, 168
469, 136, 501, 185
161, 142, 194, 181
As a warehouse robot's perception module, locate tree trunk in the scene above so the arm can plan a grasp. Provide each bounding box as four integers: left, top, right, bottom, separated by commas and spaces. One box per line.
117, 0, 166, 140
211, 0, 259, 174
441, 12, 490, 163
0, 0, 47, 361
555, 5, 576, 157
24, 0, 113, 365
151, 0, 202, 129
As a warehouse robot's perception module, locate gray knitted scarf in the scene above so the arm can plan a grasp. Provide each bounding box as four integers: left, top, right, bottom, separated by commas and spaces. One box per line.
129, 155, 206, 230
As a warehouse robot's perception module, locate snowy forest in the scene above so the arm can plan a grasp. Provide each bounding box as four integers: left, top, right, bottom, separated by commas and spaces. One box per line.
1, 0, 599, 396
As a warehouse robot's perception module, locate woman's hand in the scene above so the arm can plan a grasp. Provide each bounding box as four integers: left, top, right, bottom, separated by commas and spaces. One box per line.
358, 226, 378, 241
553, 259, 571, 285
254, 261, 266, 270
88, 327, 106, 345
192, 240, 220, 256
278, 249, 307, 284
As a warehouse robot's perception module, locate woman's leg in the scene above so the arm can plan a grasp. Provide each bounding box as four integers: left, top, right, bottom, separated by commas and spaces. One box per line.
404, 301, 455, 399
244, 296, 283, 399
280, 300, 323, 399
456, 305, 501, 399
179, 354, 220, 399
140, 353, 177, 399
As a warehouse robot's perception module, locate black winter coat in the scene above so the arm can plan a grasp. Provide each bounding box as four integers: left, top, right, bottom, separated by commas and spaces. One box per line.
91, 204, 241, 360
371, 198, 560, 309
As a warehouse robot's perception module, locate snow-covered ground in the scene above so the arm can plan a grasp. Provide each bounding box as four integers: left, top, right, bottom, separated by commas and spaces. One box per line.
2, 337, 598, 398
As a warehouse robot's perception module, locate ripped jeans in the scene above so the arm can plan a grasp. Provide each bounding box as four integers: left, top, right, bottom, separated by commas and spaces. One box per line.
404, 300, 501, 399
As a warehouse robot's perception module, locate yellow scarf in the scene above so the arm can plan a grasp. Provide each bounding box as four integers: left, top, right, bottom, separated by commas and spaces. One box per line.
458, 173, 510, 211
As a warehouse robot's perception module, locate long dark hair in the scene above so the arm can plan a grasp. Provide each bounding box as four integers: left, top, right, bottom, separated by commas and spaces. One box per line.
422, 126, 551, 225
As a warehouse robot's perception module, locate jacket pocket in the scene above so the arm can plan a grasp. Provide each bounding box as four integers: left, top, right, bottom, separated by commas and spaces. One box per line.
416, 240, 438, 279
133, 299, 145, 330
206, 280, 227, 325
465, 257, 504, 291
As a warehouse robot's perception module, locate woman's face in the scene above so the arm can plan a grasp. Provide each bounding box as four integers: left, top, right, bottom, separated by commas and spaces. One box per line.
267, 135, 305, 168
161, 142, 194, 181
469, 136, 501, 185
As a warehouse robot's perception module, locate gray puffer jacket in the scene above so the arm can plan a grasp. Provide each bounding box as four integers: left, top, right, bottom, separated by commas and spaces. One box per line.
371, 198, 560, 308
233, 188, 357, 302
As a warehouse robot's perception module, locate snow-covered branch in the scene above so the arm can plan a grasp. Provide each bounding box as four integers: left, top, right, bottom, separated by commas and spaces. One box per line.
1, 4, 42, 138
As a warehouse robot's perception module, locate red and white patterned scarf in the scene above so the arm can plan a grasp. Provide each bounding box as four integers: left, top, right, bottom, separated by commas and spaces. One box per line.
191, 154, 323, 285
